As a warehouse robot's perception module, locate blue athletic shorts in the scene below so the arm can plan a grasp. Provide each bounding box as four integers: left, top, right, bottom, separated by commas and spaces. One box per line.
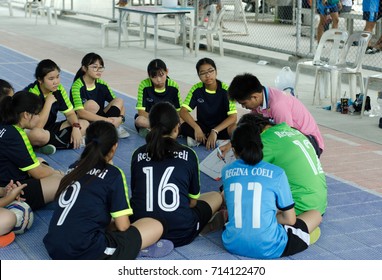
363, 0, 382, 22
317, 1, 339, 16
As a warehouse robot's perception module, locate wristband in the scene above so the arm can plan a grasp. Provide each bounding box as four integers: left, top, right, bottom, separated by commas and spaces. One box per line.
211, 129, 219, 135
72, 122, 81, 129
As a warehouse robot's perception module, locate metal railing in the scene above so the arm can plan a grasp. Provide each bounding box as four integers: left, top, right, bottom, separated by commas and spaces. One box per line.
22, 0, 380, 71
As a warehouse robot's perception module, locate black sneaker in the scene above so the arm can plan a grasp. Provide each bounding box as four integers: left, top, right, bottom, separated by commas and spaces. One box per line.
379, 117, 382, 129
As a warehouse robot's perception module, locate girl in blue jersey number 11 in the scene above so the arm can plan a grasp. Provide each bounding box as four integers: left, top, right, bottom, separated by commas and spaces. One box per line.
221, 123, 322, 259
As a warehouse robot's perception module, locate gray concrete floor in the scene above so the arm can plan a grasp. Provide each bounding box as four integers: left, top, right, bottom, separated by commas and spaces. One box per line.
0, 6, 381, 193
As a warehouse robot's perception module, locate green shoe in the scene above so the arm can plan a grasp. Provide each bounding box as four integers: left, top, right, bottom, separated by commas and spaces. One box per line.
35, 144, 56, 155
309, 227, 321, 245
138, 128, 150, 138
199, 209, 227, 236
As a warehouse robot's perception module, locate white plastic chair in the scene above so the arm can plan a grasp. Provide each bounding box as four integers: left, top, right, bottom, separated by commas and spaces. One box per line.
25, 0, 41, 17
101, 12, 130, 48
294, 29, 348, 104
362, 74, 382, 117
194, 6, 226, 57
0, 0, 13, 16
313, 31, 372, 111
35, 0, 58, 25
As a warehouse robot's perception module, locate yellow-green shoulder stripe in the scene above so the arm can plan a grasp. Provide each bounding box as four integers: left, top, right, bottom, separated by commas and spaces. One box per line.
71, 78, 85, 110
57, 84, 73, 114
111, 166, 133, 218
14, 126, 40, 172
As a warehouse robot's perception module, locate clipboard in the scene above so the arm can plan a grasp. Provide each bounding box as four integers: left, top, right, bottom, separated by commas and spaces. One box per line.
199, 146, 235, 181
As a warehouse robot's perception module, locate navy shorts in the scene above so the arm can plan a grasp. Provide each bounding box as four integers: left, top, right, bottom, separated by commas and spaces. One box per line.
176, 200, 213, 246
19, 178, 45, 211
101, 225, 142, 260
281, 218, 310, 257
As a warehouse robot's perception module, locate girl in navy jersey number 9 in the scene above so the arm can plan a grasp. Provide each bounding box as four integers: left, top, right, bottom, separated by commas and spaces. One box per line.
44, 120, 173, 259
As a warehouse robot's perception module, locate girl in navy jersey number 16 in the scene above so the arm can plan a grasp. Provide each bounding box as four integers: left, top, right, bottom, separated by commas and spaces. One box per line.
43, 121, 173, 260
130, 102, 225, 247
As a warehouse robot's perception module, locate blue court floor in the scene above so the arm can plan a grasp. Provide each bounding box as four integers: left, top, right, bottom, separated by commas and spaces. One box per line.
1, 45, 382, 260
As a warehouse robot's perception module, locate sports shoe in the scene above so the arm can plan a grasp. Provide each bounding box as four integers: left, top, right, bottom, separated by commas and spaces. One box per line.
216, 139, 228, 147
0, 232, 15, 248
187, 136, 200, 147
117, 126, 130, 139
35, 144, 56, 155
366, 46, 381, 54
138, 128, 150, 138
379, 117, 382, 129
309, 227, 321, 245
79, 136, 86, 148
199, 209, 228, 236
138, 239, 174, 258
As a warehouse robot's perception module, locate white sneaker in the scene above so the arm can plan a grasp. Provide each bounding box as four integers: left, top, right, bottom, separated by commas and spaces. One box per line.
80, 136, 86, 148
187, 136, 200, 147
216, 140, 229, 147
117, 126, 130, 138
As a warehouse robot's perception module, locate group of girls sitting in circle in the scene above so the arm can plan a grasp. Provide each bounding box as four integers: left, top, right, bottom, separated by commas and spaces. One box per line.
0, 52, 326, 260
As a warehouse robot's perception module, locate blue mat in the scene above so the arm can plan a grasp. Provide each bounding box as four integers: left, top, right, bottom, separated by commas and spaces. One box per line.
1, 45, 382, 260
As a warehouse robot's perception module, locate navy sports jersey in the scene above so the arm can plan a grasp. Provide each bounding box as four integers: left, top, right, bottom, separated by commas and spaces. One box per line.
0, 124, 40, 185
71, 77, 116, 111
222, 159, 295, 259
130, 144, 201, 246
182, 80, 237, 129
25, 81, 73, 130
136, 78, 182, 113
43, 162, 132, 260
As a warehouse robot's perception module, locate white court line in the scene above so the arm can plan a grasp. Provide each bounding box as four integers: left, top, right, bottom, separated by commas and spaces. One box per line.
324, 134, 361, 146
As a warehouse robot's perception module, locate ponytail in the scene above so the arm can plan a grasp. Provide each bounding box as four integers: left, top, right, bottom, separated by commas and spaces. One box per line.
73, 52, 104, 83
231, 124, 263, 165
146, 102, 181, 161
55, 121, 118, 199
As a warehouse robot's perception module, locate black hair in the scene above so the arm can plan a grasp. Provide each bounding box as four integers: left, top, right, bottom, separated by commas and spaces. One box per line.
73, 52, 104, 82
228, 73, 264, 101
0, 79, 14, 101
146, 102, 182, 161
231, 123, 263, 165
237, 113, 274, 132
195, 57, 217, 74
35, 59, 61, 81
55, 120, 118, 199
0, 90, 42, 125
147, 59, 167, 78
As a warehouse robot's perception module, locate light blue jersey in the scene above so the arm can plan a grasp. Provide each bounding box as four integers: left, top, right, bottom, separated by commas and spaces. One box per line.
222, 159, 294, 259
